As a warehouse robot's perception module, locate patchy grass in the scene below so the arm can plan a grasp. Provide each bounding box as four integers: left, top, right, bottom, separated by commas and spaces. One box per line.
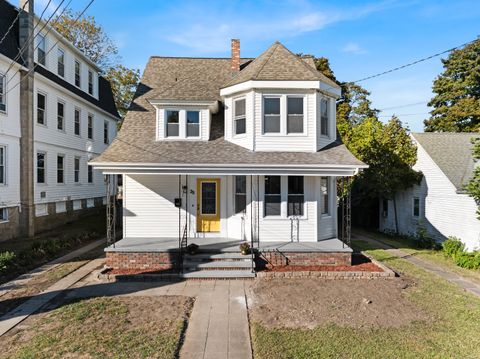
250, 241, 480, 359
2, 296, 193, 359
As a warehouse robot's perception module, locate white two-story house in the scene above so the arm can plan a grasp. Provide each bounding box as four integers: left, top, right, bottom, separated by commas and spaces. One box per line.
0, 0, 119, 240
92, 39, 366, 278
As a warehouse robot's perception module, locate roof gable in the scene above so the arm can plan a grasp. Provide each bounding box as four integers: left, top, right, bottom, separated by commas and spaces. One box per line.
413, 132, 479, 191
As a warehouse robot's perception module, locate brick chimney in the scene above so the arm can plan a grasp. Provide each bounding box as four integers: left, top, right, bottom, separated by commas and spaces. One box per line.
231, 39, 240, 72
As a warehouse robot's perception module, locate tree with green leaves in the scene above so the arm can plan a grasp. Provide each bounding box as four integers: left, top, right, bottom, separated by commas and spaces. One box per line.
51, 10, 140, 119
424, 38, 480, 132
466, 137, 480, 218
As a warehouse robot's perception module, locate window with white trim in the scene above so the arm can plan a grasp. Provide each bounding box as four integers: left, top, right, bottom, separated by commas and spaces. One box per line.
87, 114, 94, 139
321, 177, 329, 215
0, 73, 6, 113
186, 111, 200, 137
166, 110, 179, 137
88, 70, 94, 95
74, 157, 80, 183
57, 48, 65, 77
0, 208, 8, 222
74, 60, 81, 87
287, 97, 304, 134
234, 176, 246, 214
263, 97, 281, 133
36, 34, 46, 66
57, 101, 64, 131
264, 176, 281, 216
57, 155, 64, 183
74, 108, 81, 136
37, 92, 46, 125
234, 98, 246, 135
0, 146, 5, 185
320, 98, 329, 136
287, 176, 304, 216
413, 197, 420, 217
37, 152, 46, 184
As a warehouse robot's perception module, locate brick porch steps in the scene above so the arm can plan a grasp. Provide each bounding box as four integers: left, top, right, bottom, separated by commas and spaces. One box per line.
184, 260, 253, 271
181, 270, 255, 279
184, 253, 251, 261
182, 252, 255, 279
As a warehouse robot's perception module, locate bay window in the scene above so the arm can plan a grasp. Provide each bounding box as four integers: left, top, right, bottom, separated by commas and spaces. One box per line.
263, 97, 280, 133
321, 98, 329, 136
264, 176, 281, 216
288, 176, 304, 216
234, 98, 246, 135
287, 97, 304, 134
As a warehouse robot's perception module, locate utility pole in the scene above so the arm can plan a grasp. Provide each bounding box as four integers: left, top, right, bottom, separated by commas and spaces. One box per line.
18, 0, 35, 238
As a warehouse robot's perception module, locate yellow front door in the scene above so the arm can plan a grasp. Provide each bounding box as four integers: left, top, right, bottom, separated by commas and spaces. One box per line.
197, 178, 221, 232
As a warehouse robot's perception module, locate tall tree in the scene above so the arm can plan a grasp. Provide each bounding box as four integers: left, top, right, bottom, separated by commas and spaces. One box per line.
466, 137, 480, 218
424, 38, 480, 132
51, 10, 139, 119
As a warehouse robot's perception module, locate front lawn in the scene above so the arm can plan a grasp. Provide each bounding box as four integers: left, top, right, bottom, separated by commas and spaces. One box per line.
249, 241, 480, 358
2, 296, 193, 359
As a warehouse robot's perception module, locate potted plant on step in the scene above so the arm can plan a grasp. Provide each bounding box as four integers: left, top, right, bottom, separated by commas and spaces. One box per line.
239, 242, 251, 255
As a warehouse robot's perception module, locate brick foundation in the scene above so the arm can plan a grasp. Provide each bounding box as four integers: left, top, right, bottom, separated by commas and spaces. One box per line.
106, 252, 180, 271
260, 251, 351, 268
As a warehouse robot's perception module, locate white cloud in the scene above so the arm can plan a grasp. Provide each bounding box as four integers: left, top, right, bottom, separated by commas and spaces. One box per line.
342, 42, 367, 55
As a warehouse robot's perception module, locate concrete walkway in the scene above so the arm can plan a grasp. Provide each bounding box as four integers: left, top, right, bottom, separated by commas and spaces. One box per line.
355, 233, 480, 297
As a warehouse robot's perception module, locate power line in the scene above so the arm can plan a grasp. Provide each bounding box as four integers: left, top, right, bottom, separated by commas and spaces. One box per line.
378, 112, 430, 118
378, 101, 429, 111
5, 0, 95, 97
0, 0, 29, 47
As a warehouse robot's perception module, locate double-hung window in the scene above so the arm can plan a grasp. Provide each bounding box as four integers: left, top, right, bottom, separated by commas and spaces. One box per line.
87, 114, 94, 139
287, 97, 304, 134
57, 155, 64, 183
57, 101, 64, 131
287, 176, 304, 216
234, 176, 247, 214
0, 73, 6, 112
166, 110, 179, 137
0, 146, 5, 185
74, 60, 81, 87
74, 157, 80, 183
37, 152, 46, 184
36, 34, 46, 66
264, 176, 281, 216
263, 97, 281, 133
74, 108, 81, 136
413, 197, 420, 217
234, 98, 246, 135
186, 111, 200, 137
57, 48, 65, 77
37, 93, 46, 125
103, 121, 109, 144
320, 98, 329, 136
87, 165, 93, 183
88, 70, 94, 95
321, 177, 329, 215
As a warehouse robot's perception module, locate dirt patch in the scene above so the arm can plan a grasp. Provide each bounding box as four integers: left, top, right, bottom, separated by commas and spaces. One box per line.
248, 277, 430, 329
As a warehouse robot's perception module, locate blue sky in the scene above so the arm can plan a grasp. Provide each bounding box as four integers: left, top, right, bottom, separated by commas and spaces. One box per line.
32, 0, 480, 132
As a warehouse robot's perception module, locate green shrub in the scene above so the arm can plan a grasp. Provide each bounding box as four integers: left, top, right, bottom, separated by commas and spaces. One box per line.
442, 237, 465, 258
414, 224, 437, 249
454, 251, 480, 269
0, 251, 16, 272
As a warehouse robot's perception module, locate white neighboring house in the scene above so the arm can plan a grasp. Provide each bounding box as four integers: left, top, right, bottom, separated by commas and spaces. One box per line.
0, 1, 119, 240
92, 39, 367, 278
379, 132, 480, 251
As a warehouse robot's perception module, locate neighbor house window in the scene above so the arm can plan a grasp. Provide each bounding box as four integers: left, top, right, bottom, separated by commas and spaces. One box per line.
57, 155, 64, 183
74, 108, 81, 136
321, 177, 329, 215
37, 152, 45, 183
264, 176, 281, 216
0, 208, 7, 222
234, 98, 246, 135
0, 73, 6, 112
320, 98, 329, 136
88, 70, 94, 95
74, 157, 80, 183
87, 165, 93, 183
235, 176, 247, 214
288, 176, 304, 216
0, 146, 5, 184
103, 121, 109, 144
382, 199, 388, 217
413, 197, 420, 217
166, 110, 179, 137
74, 60, 81, 87
37, 92, 46, 125
287, 97, 304, 134
57, 48, 65, 77
186, 111, 200, 137
57, 101, 64, 131
36, 34, 46, 66
263, 97, 280, 133
87, 114, 93, 139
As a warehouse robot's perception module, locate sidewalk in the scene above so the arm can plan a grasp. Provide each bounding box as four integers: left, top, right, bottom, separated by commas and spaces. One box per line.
355, 233, 480, 298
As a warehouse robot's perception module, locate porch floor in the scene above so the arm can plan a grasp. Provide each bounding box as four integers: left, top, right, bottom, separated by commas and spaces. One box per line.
105, 237, 352, 253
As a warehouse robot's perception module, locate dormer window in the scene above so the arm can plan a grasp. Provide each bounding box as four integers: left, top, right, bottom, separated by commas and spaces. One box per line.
263, 97, 280, 133
166, 110, 179, 137
186, 111, 200, 137
287, 97, 303, 134
320, 98, 329, 137
234, 98, 246, 136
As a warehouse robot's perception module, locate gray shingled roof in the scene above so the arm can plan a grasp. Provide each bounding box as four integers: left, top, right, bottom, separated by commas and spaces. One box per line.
413, 132, 480, 191
223, 42, 339, 89
92, 44, 363, 169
